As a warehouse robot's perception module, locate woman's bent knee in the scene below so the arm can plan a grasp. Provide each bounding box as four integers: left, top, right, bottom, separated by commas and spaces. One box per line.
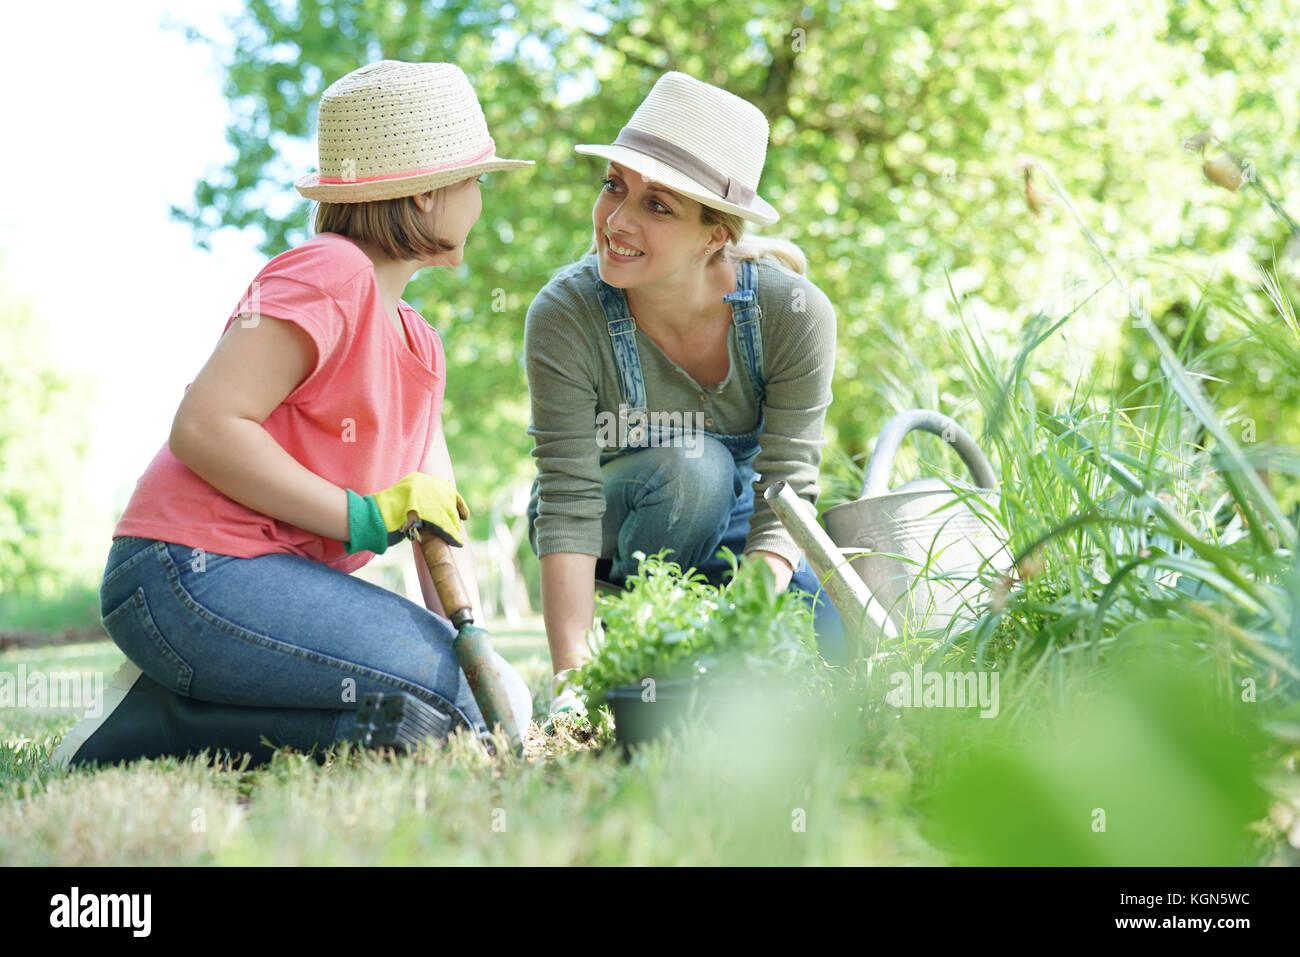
606, 439, 734, 515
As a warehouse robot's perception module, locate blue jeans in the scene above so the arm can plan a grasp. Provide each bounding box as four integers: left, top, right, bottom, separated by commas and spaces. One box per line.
97, 536, 489, 749
533, 439, 848, 665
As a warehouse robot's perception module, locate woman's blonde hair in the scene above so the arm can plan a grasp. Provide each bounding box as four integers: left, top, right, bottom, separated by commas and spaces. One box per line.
586, 203, 808, 276
310, 191, 456, 261
700, 206, 807, 276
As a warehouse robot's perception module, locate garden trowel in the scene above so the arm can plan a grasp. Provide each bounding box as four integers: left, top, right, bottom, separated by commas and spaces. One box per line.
410, 521, 524, 757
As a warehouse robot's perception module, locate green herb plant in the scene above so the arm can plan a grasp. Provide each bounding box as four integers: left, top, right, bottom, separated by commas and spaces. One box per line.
575, 549, 826, 711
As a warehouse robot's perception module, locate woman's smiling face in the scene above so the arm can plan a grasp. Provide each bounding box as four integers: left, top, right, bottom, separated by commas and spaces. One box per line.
592, 162, 725, 287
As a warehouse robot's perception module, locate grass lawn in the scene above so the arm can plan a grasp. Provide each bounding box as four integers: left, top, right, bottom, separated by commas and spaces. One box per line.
4, 620, 1297, 865
0, 621, 941, 866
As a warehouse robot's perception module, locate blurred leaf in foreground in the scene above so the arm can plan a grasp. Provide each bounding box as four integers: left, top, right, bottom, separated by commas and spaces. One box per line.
922, 643, 1271, 865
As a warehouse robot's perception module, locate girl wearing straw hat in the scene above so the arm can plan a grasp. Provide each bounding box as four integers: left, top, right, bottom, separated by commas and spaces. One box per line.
52, 61, 534, 769
524, 72, 845, 719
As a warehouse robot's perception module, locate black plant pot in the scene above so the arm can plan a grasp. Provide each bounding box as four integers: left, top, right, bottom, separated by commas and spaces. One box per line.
605, 678, 707, 750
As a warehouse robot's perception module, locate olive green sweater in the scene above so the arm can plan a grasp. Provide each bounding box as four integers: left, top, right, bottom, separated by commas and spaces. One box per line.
523, 252, 836, 571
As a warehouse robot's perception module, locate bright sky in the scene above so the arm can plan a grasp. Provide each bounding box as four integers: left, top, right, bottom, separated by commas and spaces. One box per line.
0, 1, 270, 526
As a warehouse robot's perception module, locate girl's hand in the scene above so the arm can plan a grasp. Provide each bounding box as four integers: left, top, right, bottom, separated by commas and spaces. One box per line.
345, 472, 469, 555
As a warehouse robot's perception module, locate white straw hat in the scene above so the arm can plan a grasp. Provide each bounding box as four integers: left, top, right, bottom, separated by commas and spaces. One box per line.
575, 71, 779, 225
295, 60, 532, 203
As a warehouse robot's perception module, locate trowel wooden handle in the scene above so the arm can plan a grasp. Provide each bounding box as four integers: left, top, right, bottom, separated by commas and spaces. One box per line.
418, 529, 473, 625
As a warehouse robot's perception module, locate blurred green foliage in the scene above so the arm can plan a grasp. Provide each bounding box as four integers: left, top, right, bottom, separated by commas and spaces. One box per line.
921, 645, 1270, 865
168, 0, 1300, 510
0, 261, 94, 598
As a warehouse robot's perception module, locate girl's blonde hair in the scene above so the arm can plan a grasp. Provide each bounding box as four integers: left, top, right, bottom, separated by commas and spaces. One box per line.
309, 191, 456, 261
586, 203, 808, 276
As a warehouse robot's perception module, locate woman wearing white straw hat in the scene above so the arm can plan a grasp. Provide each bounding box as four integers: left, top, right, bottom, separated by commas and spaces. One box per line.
52, 61, 535, 770
524, 71, 845, 720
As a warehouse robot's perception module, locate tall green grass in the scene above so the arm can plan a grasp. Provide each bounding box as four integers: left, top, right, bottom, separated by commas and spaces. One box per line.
822, 162, 1300, 701
808, 160, 1300, 864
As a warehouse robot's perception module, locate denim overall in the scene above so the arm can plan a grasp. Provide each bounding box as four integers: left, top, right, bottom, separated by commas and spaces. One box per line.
590, 259, 845, 662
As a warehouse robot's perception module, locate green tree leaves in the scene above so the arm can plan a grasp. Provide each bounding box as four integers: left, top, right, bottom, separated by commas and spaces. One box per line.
0, 262, 94, 595
168, 0, 1300, 506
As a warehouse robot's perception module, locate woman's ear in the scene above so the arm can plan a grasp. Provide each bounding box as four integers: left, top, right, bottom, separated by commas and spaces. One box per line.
413, 190, 438, 213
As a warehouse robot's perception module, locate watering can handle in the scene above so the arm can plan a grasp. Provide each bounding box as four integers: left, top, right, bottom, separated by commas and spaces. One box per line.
860, 409, 998, 498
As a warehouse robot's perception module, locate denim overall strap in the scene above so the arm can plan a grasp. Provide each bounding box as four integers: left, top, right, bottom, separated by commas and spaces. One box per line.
722, 258, 766, 405
595, 258, 765, 453
594, 278, 650, 446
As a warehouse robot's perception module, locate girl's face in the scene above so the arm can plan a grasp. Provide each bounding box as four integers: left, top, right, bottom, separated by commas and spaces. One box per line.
592, 162, 724, 287
420, 174, 484, 266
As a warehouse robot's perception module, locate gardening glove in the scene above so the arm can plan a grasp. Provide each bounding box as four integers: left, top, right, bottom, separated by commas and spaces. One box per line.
543, 668, 589, 735
344, 472, 470, 556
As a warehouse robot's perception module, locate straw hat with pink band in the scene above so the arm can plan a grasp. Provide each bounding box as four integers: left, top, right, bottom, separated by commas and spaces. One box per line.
295, 60, 532, 203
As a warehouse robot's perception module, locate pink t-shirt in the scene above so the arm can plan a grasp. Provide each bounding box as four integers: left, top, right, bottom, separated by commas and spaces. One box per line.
113, 232, 445, 573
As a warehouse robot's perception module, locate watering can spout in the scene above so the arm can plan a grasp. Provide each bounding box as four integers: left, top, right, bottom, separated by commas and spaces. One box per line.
762, 482, 897, 660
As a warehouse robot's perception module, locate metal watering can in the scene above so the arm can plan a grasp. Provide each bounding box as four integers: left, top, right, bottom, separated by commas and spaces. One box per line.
766, 410, 1010, 660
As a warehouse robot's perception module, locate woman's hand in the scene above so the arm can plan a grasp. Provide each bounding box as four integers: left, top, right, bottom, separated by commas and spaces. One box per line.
747, 550, 794, 592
